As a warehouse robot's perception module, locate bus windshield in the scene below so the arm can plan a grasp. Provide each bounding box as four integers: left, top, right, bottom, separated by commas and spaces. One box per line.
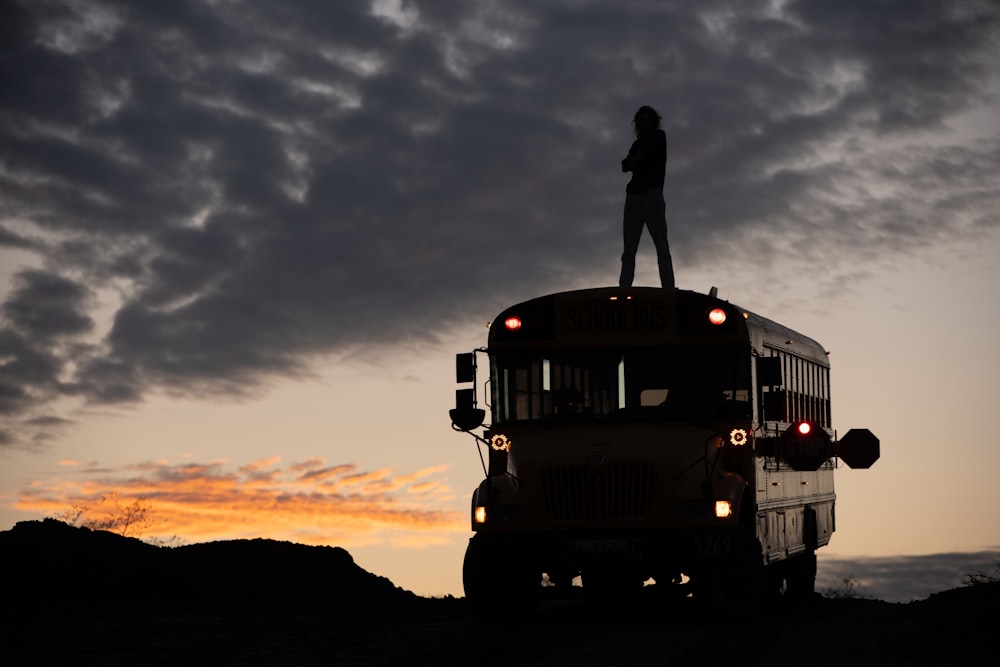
492, 345, 751, 423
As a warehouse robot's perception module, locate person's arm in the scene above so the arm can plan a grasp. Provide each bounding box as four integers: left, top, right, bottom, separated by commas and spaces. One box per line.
622, 140, 645, 172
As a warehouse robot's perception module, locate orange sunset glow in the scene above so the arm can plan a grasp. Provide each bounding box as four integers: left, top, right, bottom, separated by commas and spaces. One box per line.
16, 458, 465, 547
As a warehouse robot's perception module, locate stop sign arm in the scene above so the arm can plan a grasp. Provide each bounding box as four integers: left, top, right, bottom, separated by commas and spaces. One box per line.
836, 428, 880, 469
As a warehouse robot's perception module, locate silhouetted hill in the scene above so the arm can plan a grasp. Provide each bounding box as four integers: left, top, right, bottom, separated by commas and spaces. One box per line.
2, 519, 996, 666
1, 519, 424, 615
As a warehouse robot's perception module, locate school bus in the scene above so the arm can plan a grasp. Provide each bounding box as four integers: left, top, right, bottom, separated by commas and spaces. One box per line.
450, 286, 879, 612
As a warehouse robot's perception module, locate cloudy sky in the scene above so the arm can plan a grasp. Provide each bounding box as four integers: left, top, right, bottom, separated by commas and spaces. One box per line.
2, 0, 998, 598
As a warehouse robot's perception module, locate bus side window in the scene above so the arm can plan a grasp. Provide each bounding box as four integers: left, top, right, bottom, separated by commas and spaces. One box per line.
756, 356, 782, 388
762, 389, 787, 422
757, 355, 784, 423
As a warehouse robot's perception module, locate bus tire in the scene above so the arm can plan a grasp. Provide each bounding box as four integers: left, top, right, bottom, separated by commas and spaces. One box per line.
693, 533, 763, 613
463, 534, 538, 619
784, 550, 817, 600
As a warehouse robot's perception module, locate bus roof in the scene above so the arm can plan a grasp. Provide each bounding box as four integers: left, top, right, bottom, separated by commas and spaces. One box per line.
488, 287, 829, 366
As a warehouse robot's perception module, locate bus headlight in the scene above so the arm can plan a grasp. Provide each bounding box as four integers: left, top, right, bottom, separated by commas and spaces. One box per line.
473, 504, 519, 525
715, 500, 733, 518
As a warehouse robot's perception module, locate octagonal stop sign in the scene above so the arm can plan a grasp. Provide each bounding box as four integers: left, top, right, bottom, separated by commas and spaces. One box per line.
837, 428, 880, 468
779, 421, 833, 471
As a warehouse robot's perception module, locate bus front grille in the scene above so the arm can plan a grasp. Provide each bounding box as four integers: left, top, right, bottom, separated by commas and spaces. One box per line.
542, 464, 655, 521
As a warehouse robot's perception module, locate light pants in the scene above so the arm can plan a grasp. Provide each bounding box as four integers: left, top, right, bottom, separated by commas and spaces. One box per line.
619, 188, 674, 288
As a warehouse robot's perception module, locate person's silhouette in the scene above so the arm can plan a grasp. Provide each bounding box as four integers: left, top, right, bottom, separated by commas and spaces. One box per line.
619, 105, 674, 289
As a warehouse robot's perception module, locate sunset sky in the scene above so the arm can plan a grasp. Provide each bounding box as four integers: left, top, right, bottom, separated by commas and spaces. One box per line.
1, 0, 998, 601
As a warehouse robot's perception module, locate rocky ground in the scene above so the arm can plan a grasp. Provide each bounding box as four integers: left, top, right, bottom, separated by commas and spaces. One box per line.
3, 520, 995, 666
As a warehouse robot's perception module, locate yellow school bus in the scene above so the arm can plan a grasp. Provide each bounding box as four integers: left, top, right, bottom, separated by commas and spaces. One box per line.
450, 286, 878, 613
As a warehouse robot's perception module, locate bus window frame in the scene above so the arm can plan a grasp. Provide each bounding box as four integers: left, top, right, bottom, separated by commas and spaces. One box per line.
758, 346, 831, 427
490, 343, 753, 425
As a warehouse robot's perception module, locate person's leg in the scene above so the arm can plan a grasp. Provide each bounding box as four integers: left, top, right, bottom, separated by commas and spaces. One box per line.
643, 190, 674, 288
619, 193, 643, 287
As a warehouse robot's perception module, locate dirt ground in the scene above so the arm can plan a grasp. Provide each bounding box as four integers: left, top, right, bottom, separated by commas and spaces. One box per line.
4, 520, 995, 666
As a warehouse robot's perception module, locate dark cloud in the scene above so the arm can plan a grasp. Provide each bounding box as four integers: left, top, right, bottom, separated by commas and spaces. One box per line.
2, 269, 94, 338
1, 0, 998, 444
0, 271, 94, 433
818, 550, 1000, 602
0, 225, 36, 250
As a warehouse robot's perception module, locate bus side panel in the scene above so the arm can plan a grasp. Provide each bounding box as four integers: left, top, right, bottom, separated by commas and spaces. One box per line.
757, 499, 835, 561
755, 455, 836, 564
759, 510, 787, 562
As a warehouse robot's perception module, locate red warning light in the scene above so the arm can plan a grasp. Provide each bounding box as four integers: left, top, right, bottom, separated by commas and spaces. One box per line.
708, 308, 727, 325
780, 420, 831, 470
504, 316, 522, 331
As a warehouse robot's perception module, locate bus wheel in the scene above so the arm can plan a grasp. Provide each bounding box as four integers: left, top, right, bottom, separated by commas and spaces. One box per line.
463, 534, 538, 619
784, 550, 817, 599
762, 561, 786, 601
695, 537, 763, 612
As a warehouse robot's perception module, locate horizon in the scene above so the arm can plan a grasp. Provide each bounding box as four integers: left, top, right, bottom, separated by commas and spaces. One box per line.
6, 516, 998, 605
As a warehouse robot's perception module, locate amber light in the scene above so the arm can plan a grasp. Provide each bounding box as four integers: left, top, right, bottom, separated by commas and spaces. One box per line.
504, 316, 522, 331
708, 308, 727, 325
490, 434, 511, 451
474, 506, 487, 524
798, 422, 812, 435
715, 501, 733, 518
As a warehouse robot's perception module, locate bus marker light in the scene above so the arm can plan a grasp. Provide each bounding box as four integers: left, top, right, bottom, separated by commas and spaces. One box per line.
504, 316, 522, 331
715, 501, 733, 518
708, 308, 727, 325
474, 506, 487, 524
491, 434, 511, 451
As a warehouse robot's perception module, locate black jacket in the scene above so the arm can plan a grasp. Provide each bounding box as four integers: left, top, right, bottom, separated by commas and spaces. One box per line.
622, 128, 667, 193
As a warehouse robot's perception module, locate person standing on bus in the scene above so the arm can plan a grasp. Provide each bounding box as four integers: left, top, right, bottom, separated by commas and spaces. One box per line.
619, 105, 675, 289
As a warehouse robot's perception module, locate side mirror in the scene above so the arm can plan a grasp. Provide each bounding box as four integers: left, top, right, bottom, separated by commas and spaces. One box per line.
450, 408, 485, 431
756, 356, 783, 388
450, 388, 485, 431
456, 353, 476, 384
